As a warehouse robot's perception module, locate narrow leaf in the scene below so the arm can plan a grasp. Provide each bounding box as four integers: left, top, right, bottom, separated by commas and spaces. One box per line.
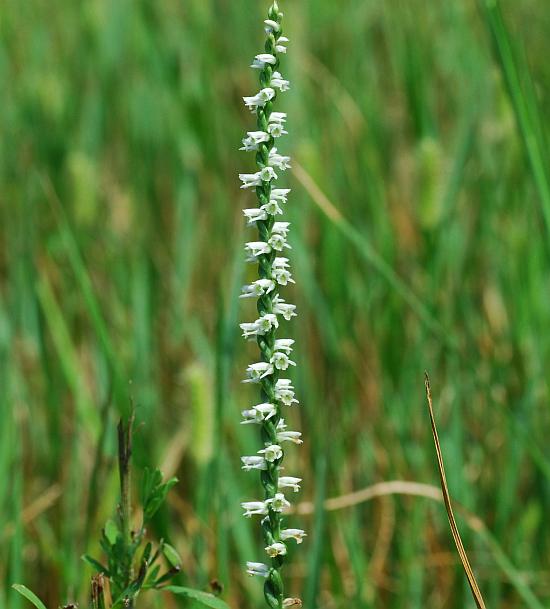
424, 372, 487, 609
163, 586, 230, 609
12, 585, 48, 609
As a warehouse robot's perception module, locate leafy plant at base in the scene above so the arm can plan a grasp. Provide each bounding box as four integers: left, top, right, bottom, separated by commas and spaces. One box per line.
13, 414, 229, 609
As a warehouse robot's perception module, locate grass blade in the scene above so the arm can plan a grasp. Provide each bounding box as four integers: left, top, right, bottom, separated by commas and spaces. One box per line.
11, 585, 48, 609
424, 372, 487, 609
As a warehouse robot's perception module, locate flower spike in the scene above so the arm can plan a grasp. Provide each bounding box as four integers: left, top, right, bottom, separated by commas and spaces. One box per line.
238, 3, 304, 608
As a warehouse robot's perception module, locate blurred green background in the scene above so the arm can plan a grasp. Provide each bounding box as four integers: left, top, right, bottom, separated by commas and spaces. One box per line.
2, 0, 550, 608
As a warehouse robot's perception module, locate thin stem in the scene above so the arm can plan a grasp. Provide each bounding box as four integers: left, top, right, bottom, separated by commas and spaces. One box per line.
117, 412, 135, 600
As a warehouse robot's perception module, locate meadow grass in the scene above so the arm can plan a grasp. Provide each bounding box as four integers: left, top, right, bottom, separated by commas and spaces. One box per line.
1, 0, 550, 607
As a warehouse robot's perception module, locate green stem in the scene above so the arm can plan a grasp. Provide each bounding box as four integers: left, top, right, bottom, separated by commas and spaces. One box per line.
117, 413, 135, 604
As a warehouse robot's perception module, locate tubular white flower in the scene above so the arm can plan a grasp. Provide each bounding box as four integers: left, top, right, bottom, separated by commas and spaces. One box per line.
277, 429, 302, 444
255, 313, 279, 334
240, 130, 270, 151
262, 199, 284, 215
271, 351, 296, 370
271, 71, 290, 91
268, 147, 291, 170
241, 402, 278, 424
281, 529, 307, 544
272, 295, 297, 320
244, 362, 274, 383
269, 112, 287, 124
240, 321, 260, 338
274, 379, 299, 405
254, 53, 277, 66
242, 456, 268, 471
272, 221, 290, 235
259, 165, 278, 181
265, 542, 287, 557
243, 87, 276, 111
264, 19, 280, 33
242, 501, 269, 517
246, 562, 270, 577
278, 477, 302, 492
274, 338, 294, 353
245, 241, 272, 258
267, 122, 287, 138
240, 279, 276, 299
268, 232, 290, 252
241, 408, 264, 424
243, 208, 268, 224
266, 492, 291, 512
272, 258, 295, 286
271, 187, 291, 201
239, 172, 262, 189
258, 444, 283, 462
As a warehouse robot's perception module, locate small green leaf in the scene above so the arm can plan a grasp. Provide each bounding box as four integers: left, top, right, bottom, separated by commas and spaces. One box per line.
82, 554, 111, 576
163, 586, 230, 609
104, 519, 119, 545
162, 543, 182, 568
12, 585, 48, 609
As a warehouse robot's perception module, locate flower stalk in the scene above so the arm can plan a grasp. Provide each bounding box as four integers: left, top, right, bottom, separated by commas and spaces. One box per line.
238, 3, 304, 609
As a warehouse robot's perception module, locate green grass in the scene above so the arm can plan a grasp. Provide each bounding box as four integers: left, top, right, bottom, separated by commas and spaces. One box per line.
2, 0, 550, 607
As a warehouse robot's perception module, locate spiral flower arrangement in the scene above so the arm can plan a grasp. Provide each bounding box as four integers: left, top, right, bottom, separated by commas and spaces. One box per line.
238, 3, 304, 608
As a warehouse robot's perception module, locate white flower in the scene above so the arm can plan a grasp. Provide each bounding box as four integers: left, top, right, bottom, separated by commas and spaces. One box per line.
241, 408, 264, 424
262, 199, 284, 215
276, 37, 290, 54
242, 501, 268, 517
268, 147, 291, 170
269, 112, 287, 124
274, 338, 294, 353
243, 208, 268, 224
273, 296, 297, 320
241, 456, 268, 471
255, 313, 279, 334
268, 233, 290, 252
277, 429, 303, 444
240, 130, 270, 151
244, 362, 274, 383
258, 444, 283, 462
275, 379, 299, 405
239, 172, 262, 189
273, 268, 294, 286
240, 322, 259, 338
254, 402, 278, 419
245, 241, 271, 258
283, 599, 303, 608
271, 351, 296, 370
241, 402, 277, 424
267, 122, 288, 138
243, 87, 276, 111
271, 71, 290, 91
272, 257, 295, 286
266, 492, 290, 512
264, 19, 280, 33
278, 476, 302, 492
272, 221, 291, 236
240, 279, 276, 299
252, 53, 277, 68
271, 187, 291, 202
265, 542, 287, 557
281, 529, 307, 544
259, 165, 278, 182
246, 561, 270, 577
